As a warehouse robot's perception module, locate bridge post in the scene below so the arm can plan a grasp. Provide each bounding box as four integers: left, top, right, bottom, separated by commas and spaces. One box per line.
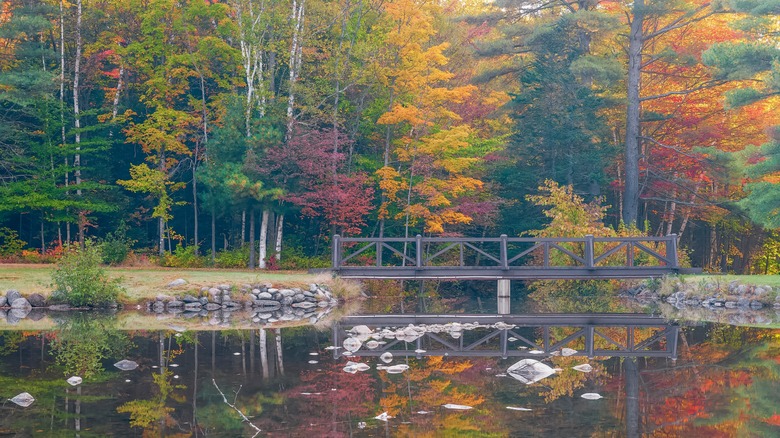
668, 234, 679, 268
416, 235, 423, 268
332, 234, 341, 268
500, 234, 508, 270
497, 279, 510, 314
585, 234, 594, 268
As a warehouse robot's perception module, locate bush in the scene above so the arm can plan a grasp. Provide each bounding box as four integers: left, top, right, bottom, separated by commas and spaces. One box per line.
0, 227, 26, 259
278, 247, 330, 270
101, 223, 136, 265
51, 241, 124, 307
162, 245, 207, 268
215, 246, 250, 268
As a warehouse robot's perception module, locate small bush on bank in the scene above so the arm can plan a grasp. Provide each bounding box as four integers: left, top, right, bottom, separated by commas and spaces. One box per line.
215, 246, 249, 268
278, 247, 330, 270
101, 223, 136, 265
51, 241, 124, 307
0, 227, 26, 259
162, 245, 208, 268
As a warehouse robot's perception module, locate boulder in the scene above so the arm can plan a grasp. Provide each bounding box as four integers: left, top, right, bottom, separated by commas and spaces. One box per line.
217, 284, 231, 291
198, 297, 209, 306
204, 303, 222, 311
27, 293, 46, 307
257, 292, 273, 300
167, 279, 188, 287
27, 309, 45, 321
152, 301, 165, 312
11, 298, 32, 310
9, 307, 29, 320
280, 289, 296, 297
182, 294, 199, 303
292, 301, 316, 309
0, 296, 7, 307
293, 293, 306, 303
252, 300, 281, 310
183, 302, 202, 312
167, 300, 184, 308
6, 289, 21, 304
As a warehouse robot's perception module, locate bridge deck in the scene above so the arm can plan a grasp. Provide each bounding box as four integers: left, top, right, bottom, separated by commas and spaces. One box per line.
331, 234, 698, 280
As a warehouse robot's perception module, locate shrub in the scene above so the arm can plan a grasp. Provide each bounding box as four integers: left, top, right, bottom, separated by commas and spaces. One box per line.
278, 247, 330, 270
51, 241, 124, 307
0, 227, 26, 259
215, 246, 250, 268
101, 223, 136, 265
162, 245, 207, 268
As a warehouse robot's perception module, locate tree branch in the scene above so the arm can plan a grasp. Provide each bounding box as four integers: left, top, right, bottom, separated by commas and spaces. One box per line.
639, 80, 728, 102
644, 5, 713, 41
212, 379, 261, 437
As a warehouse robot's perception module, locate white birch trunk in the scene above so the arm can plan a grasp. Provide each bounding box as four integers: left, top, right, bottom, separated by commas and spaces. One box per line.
74, 0, 83, 245
259, 209, 269, 269
274, 213, 284, 261
285, 0, 305, 140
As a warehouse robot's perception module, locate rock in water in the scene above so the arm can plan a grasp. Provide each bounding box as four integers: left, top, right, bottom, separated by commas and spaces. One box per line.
380, 352, 393, 363
10, 298, 31, 310
507, 359, 557, 384
572, 364, 593, 373
580, 393, 603, 400
10, 392, 35, 407
114, 360, 139, 371
442, 403, 472, 410
67, 376, 83, 386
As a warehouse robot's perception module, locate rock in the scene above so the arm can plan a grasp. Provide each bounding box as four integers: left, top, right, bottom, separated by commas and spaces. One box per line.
6, 289, 21, 304
0, 296, 6, 307
750, 300, 764, 309
754, 287, 767, 296
221, 294, 231, 302
167, 300, 184, 308
181, 311, 199, 319
737, 297, 750, 307
204, 303, 222, 311
26, 293, 46, 307
256, 313, 273, 319
725, 301, 738, 309
156, 294, 173, 302
281, 296, 294, 306
27, 309, 45, 321
293, 293, 306, 303
114, 359, 138, 371
310, 284, 318, 292
199, 297, 209, 306
167, 279, 188, 287
279, 313, 296, 321
252, 288, 262, 295
10, 392, 35, 407
6, 310, 20, 324
224, 301, 242, 310
218, 284, 231, 291
257, 292, 273, 300
292, 301, 316, 309
728, 280, 739, 292
198, 309, 209, 317
152, 301, 165, 313
184, 302, 202, 312
253, 300, 281, 310
182, 294, 199, 303
11, 298, 31, 310
280, 289, 296, 297
47, 304, 71, 311
737, 284, 750, 295
318, 301, 330, 307
208, 287, 221, 296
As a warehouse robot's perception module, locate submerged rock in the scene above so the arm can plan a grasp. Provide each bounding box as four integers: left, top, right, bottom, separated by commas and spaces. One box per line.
10, 392, 35, 407
114, 360, 139, 371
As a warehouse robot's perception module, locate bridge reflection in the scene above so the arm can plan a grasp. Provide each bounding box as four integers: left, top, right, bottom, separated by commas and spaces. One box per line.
333, 314, 678, 360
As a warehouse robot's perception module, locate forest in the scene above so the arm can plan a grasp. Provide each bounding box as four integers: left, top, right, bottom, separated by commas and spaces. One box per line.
0, 0, 778, 273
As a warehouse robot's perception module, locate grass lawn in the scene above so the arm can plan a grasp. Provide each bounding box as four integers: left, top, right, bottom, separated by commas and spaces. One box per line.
680, 274, 780, 289
0, 263, 333, 303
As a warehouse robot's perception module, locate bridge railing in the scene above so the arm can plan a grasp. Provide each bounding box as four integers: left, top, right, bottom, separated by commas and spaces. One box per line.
332, 234, 679, 270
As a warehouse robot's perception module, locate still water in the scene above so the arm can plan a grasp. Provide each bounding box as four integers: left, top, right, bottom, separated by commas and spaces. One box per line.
0, 293, 778, 437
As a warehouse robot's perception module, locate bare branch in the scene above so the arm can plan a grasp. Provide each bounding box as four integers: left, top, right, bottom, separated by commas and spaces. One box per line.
644, 5, 713, 41
212, 379, 261, 437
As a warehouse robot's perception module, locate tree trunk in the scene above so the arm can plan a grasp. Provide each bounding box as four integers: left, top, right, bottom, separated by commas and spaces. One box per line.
241, 209, 246, 246
192, 143, 199, 256
259, 328, 269, 379
73, 0, 84, 246
274, 213, 284, 261
159, 217, 165, 257
211, 203, 216, 263
259, 209, 269, 269
623, 0, 644, 227
248, 207, 256, 269
275, 328, 284, 376
285, 0, 305, 141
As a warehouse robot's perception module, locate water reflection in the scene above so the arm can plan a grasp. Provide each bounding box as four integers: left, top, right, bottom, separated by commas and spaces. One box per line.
0, 316, 778, 436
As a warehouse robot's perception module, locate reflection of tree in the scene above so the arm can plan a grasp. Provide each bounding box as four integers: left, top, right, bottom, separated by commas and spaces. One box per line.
117, 369, 178, 429
49, 315, 131, 378
274, 362, 376, 435
640, 328, 780, 436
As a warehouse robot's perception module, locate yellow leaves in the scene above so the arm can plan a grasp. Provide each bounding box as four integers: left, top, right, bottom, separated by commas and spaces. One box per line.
377, 104, 425, 126
376, 166, 407, 202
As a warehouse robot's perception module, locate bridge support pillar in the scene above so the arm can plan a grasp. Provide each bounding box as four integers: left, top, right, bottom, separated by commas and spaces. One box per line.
497, 279, 511, 315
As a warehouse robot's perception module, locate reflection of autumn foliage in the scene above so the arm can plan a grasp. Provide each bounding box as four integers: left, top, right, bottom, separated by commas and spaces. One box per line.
639, 328, 780, 436
117, 369, 183, 432
272, 362, 377, 436
539, 356, 608, 403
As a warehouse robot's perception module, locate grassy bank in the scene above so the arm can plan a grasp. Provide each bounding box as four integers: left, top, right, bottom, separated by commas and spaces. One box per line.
680, 274, 780, 289
0, 264, 350, 304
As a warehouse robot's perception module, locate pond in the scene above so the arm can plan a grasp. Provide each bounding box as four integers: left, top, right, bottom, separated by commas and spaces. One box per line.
1, 285, 779, 436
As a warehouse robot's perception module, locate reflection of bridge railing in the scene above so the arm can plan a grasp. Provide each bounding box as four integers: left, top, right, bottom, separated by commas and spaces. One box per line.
331, 235, 694, 279
333, 314, 679, 360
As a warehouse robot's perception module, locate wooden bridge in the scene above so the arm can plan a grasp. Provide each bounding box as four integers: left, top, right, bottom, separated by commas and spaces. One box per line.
333, 314, 679, 359
332, 234, 695, 280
